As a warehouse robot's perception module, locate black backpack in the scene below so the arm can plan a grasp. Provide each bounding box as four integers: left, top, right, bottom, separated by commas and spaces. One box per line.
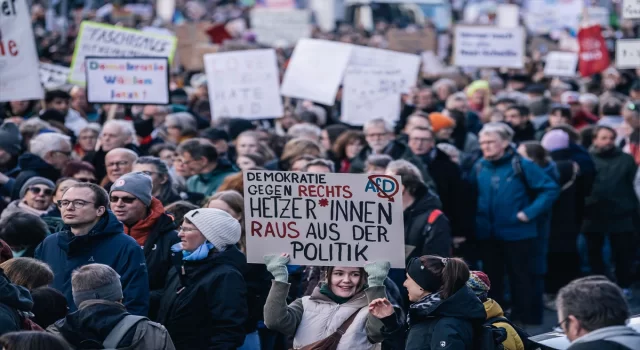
473, 322, 507, 350
485, 316, 538, 350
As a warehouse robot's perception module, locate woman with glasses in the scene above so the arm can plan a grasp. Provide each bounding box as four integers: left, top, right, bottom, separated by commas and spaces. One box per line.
133, 156, 182, 206
1, 177, 56, 221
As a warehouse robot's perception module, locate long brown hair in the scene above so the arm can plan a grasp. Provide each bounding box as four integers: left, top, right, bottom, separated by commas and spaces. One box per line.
324, 266, 368, 293
420, 255, 470, 299
333, 131, 366, 160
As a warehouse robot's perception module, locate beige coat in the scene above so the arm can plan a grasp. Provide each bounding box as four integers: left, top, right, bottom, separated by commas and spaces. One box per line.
263, 281, 386, 350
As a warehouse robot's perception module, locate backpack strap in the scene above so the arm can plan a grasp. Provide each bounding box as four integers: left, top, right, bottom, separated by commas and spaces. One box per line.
427, 209, 443, 225
512, 155, 536, 202
336, 308, 360, 335
103, 315, 147, 349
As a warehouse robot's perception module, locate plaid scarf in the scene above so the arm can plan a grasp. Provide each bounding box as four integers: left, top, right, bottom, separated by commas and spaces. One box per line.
407, 292, 442, 326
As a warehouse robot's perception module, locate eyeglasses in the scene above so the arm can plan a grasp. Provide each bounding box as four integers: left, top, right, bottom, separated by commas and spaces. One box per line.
178, 226, 199, 233
554, 317, 569, 332
110, 195, 137, 204
106, 161, 130, 168
365, 132, 389, 139
57, 199, 94, 208
140, 170, 160, 176
29, 187, 53, 196
52, 150, 72, 157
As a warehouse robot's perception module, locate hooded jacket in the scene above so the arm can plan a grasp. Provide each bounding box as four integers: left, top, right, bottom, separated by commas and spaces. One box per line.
11, 153, 61, 200
34, 211, 150, 316
155, 246, 248, 350
484, 299, 525, 350
185, 158, 238, 196
381, 286, 487, 350
404, 192, 451, 260
568, 325, 640, 350
47, 299, 175, 350
263, 281, 387, 350
0, 269, 34, 335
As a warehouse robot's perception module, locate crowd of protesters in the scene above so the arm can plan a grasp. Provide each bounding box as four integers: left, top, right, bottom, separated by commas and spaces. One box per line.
0, 0, 640, 349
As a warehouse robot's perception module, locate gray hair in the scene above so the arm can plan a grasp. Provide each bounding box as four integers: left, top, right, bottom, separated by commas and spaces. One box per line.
102, 120, 136, 143
579, 93, 599, 105
302, 158, 335, 172
445, 92, 467, 110
71, 263, 121, 294
433, 78, 457, 94
79, 123, 102, 136
479, 122, 514, 142
365, 154, 393, 169
166, 112, 198, 136
437, 143, 461, 160
363, 118, 393, 134
29, 133, 71, 158
287, 123, 322, 140
386, 160, 422, 179
556, 278, 630, 332
106, 148, 139, 163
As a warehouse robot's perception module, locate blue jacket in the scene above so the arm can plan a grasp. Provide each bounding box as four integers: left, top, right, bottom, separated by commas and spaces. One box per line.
473, 150, 560, 241
35, 211, 150, 316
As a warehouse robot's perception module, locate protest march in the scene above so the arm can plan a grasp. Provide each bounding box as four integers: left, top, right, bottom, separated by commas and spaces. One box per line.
0, 0, 640, 350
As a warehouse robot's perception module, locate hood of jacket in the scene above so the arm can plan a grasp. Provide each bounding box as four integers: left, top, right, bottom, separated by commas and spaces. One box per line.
0, 269, 33, 312
16, 153, 60, 179
483, 298, 505, 319
404, 191, 442, 220
571, 325, 640, 349
55, 300, 131, 349
410, 286, 486, 323
57, 211, 125, 256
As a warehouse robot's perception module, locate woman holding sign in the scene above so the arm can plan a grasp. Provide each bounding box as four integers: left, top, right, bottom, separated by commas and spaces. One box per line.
263, 254, 391, 349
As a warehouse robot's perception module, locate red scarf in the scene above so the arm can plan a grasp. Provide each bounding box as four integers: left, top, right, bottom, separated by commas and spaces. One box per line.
124, 198, 165, 246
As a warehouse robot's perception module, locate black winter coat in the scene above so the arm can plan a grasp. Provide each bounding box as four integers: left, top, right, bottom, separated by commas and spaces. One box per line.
511, 121, 536, 145
143, 213, 180, 293
0, 269, 34, 335
404, 193, 451, 260
155, 246, 248, 350
11, 153, 61, 200
381, 286, 487, 350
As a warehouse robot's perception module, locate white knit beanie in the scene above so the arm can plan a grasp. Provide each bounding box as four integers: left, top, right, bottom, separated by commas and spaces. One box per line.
184, 208, 241, 251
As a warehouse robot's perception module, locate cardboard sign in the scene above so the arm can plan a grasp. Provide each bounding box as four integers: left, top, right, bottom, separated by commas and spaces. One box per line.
497, 4, 519, 28
386, 28, 437, 54
341, 66, 402, 126
622, 0, 640, 19
204, 49, 283, 119
70, 21, 177, 86
348, 46, 420, 93
281, 39, 353, 106
577, 25, 610, 77
243, 170, 405, 268
39, 63, 71, 90
616, 39, 640, 68
250, 8, 311, 47
85, 57, 170, 105
453, 26, 525, 68
0, 0, 45, 102
544, 52, 578, 77
173, 22, 213, 71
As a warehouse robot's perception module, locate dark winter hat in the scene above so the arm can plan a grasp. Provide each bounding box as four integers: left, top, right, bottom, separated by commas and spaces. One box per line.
201, 128, 230, 142
228, 118, 256, 141
19, 177, 55, 198
109, 172, 153, 207
170, 88, 189, 105
467, 271, 491, 301
39, 109, 66, 124
0, 122, 22, 156
407, 257, 443, 293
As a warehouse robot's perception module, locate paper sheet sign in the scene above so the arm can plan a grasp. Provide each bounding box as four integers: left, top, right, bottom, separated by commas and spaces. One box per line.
250, 8, 311, 47
0, 0, 45, 102
243, 171, 406, 268
70, 21, 176, 86
622, 0, 640, 19
544, 52, 578, 77
39, 63, 72, 90
341, 66, 402, 126
204, 49, 283, 120
453, 26, 525, 68
85, 57, 170, 105
616, 40, 640, 68
348, 46, 420, 94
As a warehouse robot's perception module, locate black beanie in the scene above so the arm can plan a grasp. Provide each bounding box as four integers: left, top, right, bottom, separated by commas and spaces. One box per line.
40, 109, 66, 124
407, 257, 444, 293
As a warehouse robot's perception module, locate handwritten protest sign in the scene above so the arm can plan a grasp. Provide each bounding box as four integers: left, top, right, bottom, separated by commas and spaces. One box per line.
453, 26, 525, 68
341, 66, 402, 126
244, 170, 405, 267
250, 8, 311, 47
544, 52, 578, 77
204, 49, 283, 119
586, 7, 610, 27
348, 46, 420, 93
616, 40, 640, 69
39, 63, 71, 90
386, 28, 437, 54
0, 0, 44, 102
85, 57, 170, 104
525, 0, 583, 34
70, 21, 176, 86
622, 0, 640, 19
281, 39, 353, 105
172, 22, 213, 71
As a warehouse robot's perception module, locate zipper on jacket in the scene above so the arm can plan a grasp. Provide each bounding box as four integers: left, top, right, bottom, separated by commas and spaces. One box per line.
181, 263, 185, 275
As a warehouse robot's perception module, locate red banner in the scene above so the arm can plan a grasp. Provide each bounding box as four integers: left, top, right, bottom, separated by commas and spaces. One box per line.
578, 25, 610, 77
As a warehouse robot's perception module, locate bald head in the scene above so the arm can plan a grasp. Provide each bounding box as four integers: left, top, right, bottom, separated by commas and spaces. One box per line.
105, 148, 138, 183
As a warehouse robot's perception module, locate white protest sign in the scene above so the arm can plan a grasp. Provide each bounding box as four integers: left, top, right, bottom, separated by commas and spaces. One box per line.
39, 63, 71, 89
281, 39, 353, 105
616, 40, 640, 68
497, 4, 519, 28
525, 0, 583, 34
204, 49, 283, 119
622, 0, 640, 19
0, 0, 44, 102
70, 21, 177, 86
244, 170, 405, 267
544, 52, 578, 77
454, 26, 525, 68
586, 7, 610, 27
85, 57, 170, 104
348, 46, 420, 93
341, 66, 402, 126
250, 8, 311, 47
421, 50, 445, 75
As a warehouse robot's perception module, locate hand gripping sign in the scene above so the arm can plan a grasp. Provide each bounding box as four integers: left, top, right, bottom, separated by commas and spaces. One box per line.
243, 171, 406, 267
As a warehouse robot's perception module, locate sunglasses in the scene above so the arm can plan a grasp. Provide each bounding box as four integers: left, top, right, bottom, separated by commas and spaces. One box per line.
75, 177, 96, 183
29, 187, 53, 196
110, 195, 137, 204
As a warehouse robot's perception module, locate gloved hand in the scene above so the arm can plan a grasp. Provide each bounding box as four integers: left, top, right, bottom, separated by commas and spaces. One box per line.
364, 261, 391, 287
264, 254, 290, 283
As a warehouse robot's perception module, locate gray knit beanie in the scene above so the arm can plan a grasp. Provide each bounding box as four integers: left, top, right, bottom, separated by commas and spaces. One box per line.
109, 172, 153, 206
184, 208, 241, 251
20, 176, 55, 198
